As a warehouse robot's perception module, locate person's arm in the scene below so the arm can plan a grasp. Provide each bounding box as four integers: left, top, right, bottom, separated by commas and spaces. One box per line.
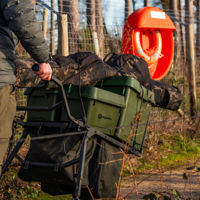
1, 0, 52, 80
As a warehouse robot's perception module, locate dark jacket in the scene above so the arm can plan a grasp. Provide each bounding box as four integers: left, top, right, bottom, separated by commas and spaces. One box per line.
0, 0, 50, 88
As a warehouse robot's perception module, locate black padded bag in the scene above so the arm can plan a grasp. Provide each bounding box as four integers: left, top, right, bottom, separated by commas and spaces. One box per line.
18, 126, 122, 199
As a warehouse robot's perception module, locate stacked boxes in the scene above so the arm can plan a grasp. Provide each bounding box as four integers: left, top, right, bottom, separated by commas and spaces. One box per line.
25, 76, 155, 152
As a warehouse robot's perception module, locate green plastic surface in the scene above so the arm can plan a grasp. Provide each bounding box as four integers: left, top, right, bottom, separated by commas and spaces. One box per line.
61, 85, 125, 136
96, 76, 155, 150
25, 76, 155, 149
25, 88, 62, 121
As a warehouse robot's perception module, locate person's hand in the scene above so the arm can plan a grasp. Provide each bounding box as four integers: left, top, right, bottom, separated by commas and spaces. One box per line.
35, 63, 52, 81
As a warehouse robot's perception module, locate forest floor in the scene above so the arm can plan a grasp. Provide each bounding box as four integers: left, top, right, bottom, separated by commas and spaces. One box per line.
2, 111, 200, 199
1, 155, 200, 199
120, 162, 200, 200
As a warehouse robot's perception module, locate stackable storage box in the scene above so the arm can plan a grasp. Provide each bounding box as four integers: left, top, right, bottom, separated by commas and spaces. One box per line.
25, 88, 62, 121
61, 85, 125, 136
25, 76, 155, 152
96, 76, 155, 151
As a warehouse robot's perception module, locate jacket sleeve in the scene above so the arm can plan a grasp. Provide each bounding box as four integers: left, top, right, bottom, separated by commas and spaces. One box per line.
1, 0, 50, 63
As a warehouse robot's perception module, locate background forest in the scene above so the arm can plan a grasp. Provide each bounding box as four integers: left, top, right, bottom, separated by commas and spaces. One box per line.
2, 0, 200, 199
19, 0, 199, 118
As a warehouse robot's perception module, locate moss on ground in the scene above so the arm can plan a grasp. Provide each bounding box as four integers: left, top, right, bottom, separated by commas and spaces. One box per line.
131, 132, 200, 173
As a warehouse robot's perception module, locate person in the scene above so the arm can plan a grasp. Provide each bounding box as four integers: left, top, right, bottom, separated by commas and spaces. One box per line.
0, 0, 52, 175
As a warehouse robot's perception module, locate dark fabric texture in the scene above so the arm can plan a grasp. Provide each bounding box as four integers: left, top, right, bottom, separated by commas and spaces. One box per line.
104, 53, 184, 110
151, 79, 183, 111
0, 0, 50, 87
40, 139, 122, 199
14, 52, 183, 110
18, 127, 122, 199
104, 53, 152, 89
14, 52, 118, 88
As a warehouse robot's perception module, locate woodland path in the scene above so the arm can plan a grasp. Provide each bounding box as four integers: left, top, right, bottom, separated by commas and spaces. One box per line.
120, 164, 200, 200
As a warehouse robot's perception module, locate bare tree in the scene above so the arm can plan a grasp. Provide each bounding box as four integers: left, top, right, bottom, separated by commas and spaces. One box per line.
125, 0, 131, 21
87, 0, 100, 55
43, 8, 48, 39
63, 0, 80, 53
132, 0, 136, 11
178, 0, 186, 59
196, 0, 200, 56
95, 0, 104, 57
160, 0, 170, 9
50, 0, 55, 55
57, 0, 63, 55
58, 0, 63, 13
144, 0, 150, 6
31, 0, 36, 10
185, 0, 197, 118
170, 0, 181, 66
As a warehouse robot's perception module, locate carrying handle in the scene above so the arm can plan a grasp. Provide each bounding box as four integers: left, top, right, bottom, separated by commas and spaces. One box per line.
32, 64, 84, 127
32, 64, 40, 72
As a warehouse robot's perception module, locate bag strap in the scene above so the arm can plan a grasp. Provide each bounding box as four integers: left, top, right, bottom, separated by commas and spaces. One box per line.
103, 52, 116, 63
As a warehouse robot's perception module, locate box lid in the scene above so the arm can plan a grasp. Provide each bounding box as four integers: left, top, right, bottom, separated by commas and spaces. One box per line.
64, 85, 126, 108
98, 76, 155, 104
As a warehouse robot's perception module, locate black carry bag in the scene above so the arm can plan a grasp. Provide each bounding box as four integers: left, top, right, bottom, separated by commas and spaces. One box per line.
18, 126, 123, 199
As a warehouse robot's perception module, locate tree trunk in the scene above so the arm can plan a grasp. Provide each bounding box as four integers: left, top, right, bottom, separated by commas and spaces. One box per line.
57, 0, 63, 54
196, 0, 200, 56
58, 14, 69, 56
87, 0, 100, 55
144, 0, 150, 6
170, 0, 181, 67
132, 0, 136, 11
31, 0, 36, 10
125, 0, 131, 21
160, 0, 170, 9
63, 0, 80, 54
185, 0, 197, 118
179, 0, 186, 59
58, 0, 63, 13
43, 8, 48, 39
95, 0, 104, 58
50, 0, 55, 55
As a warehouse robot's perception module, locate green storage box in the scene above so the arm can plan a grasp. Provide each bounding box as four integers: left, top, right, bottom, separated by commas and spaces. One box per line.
61, 85, 125, 136
96, 76, 155, 151
25, 76, 155, 151
25, 88, 62, 121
